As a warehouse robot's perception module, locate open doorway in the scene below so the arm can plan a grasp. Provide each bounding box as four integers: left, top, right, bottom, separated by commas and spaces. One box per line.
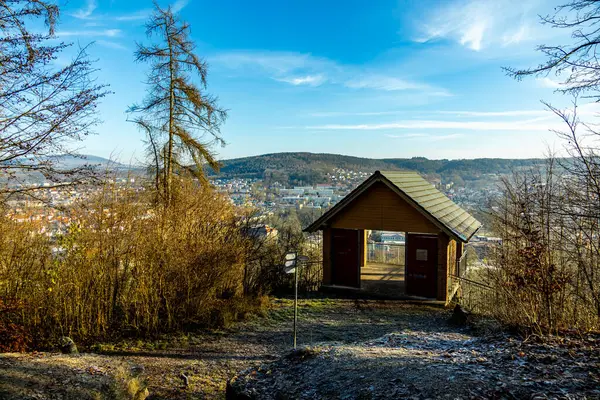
361, 230, 406, 296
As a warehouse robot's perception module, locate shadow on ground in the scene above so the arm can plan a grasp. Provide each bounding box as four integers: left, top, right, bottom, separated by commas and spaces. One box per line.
0, 297, 457, 399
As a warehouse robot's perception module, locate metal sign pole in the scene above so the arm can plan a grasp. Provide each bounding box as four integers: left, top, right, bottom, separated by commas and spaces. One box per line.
283, 252, 308, 350
293, 264, 298, 349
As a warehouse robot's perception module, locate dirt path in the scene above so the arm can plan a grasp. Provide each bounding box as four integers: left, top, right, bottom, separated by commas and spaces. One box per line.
231, 329, 600, 399
0, 298, 447, 399
1, 298, 597, 399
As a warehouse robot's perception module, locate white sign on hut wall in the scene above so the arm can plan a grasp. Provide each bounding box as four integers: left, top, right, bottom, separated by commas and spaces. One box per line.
416, 249, 428, 261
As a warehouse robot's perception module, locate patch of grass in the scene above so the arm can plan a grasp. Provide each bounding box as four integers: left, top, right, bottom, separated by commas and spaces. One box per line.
90, 336, 182, 354
87, 297, 272, 355
285, 346, 323, 361
90, 343, 115, 353
109, 366, 149, 400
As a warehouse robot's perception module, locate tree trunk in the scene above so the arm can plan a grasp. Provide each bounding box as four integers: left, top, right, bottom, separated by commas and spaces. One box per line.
166, 21, 175, 205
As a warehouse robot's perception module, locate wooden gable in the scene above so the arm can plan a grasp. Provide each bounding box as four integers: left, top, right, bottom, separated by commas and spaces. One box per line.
328, 181, 440, 234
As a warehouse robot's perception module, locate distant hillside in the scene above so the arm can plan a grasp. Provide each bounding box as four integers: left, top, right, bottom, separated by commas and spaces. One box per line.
49, 154, 140, 171
211, 152, 545, 185
0, 155, 144, 185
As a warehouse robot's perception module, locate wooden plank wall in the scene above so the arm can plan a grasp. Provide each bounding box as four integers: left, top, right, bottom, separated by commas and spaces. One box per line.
321, 181, 463, 302
329, 182, 440, 233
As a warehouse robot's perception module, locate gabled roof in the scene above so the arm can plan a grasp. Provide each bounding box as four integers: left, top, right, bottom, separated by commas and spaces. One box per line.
304, 170, 481, 242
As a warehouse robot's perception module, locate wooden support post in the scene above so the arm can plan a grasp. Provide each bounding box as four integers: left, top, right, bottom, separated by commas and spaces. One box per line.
437, 232, 449, 301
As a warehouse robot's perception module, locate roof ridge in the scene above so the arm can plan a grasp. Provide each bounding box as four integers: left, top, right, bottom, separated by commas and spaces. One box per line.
305, 170, 481, 242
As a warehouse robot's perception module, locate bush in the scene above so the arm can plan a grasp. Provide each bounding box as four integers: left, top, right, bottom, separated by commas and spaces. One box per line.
0, 299, 30, 352
240, 218, 323, 296
0, 179, 256, 347
481, 161, 600, 333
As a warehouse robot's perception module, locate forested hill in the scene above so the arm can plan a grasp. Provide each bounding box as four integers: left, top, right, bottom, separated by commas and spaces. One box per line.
210, 152, 545, 185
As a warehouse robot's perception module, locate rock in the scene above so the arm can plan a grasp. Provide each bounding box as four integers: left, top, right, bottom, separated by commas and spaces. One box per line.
275, 391, 290, 400
285, 346, 320, 361
448, 304, 470, 326
58, 336, 78, 354
134, 387, 149, 400
179, 372, 189, 387
130, 364, 145, 377
226, 378, 254, 400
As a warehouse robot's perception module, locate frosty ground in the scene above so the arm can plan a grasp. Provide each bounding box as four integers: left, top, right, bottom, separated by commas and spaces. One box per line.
0, 298, 598, 399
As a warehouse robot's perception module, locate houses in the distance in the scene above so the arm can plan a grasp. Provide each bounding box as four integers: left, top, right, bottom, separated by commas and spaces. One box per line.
380, 232, 406, 244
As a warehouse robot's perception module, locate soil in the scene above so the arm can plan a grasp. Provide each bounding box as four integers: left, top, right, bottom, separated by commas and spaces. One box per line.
0, 297, 598, 399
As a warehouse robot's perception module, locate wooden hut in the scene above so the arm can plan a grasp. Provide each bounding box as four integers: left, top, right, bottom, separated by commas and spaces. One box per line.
304, 171, 481, 301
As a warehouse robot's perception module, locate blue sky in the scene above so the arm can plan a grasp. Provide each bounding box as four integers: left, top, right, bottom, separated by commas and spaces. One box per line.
55, 0, 590, 162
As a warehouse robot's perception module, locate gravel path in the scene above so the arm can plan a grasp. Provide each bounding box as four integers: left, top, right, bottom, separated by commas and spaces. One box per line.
1, 297, 597, 399
230, 330, 600, 399
0, 298, 446, 399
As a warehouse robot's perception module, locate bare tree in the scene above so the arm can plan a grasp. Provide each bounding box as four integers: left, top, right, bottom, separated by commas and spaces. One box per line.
499, 0, 600, 328
543, 101, 600, 319
505, 1, 600, 99
128, 3, 227, 204
490, 158, 574, 332
0, 0, 109, 200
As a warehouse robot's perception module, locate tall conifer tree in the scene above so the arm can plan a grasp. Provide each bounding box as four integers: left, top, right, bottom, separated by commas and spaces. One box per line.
129, 3, 227, 204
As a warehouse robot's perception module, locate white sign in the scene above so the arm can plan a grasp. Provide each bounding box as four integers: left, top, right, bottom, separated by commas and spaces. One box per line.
284, 265, 297, 274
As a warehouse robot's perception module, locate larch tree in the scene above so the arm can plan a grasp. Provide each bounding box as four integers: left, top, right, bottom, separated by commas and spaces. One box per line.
0, 0, 108, 200
129, 3, 227, 205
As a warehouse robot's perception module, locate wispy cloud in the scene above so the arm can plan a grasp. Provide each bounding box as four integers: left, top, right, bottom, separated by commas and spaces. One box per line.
83, 21, 104, 27
172, 0, 190, 13
310, 110, 404, 117
432, 134, 465, 141
115, 10, 151, 21
309, 109, 550, 118
502, 24, 529, 46
435, 110, 548, 117
211, 50, 449, 94
345, 75, 451, 96
346, 75, 424, 91
308, 118, 559, 131
95, 39, 128, 50
385, 133, 429, 138
211, 51, 333, 78
56, 29, 121, 38
537, 77, 564, 89
385, 133, 465, 141
415, 0, 542, 51
276, 75, 326, 86
71, 0, 97, 20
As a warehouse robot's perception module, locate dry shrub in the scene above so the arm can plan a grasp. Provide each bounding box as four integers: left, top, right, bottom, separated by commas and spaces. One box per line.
0, 298, 31, 352
241, 219, 323, 296
0, 178, 253, 346
482, 160, 600, 333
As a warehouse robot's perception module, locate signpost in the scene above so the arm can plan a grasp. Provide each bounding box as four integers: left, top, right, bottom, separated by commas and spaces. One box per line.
283, 252, 309, 349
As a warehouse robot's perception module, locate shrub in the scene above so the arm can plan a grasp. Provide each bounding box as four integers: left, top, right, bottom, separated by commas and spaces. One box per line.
0, 179, 256, 347
0, 298, 31, 352
481, 160, 600, 333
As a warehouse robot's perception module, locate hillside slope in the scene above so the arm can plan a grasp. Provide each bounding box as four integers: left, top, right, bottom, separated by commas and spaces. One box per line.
212, 152, 545, 184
